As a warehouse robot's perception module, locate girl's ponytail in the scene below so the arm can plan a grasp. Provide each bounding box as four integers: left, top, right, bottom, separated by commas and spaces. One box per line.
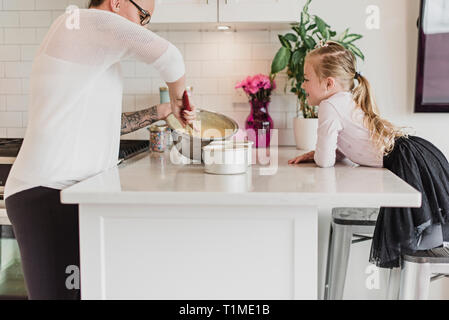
352, 73, 406, 155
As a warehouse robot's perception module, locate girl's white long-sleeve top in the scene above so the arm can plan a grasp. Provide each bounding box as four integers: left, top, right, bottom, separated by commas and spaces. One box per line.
5, 9, 185, 200
314, 91, 384, 168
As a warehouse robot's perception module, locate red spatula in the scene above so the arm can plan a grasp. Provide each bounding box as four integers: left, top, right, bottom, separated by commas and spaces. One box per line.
181, 90, 197, 132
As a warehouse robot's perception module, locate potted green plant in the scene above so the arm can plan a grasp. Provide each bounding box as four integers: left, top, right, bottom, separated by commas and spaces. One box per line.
270, 0, 365, 150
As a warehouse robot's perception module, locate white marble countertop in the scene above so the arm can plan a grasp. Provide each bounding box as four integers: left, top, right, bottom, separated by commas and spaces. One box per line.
61, 147, 421, 208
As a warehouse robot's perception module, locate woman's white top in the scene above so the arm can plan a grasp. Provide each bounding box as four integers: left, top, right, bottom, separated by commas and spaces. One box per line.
314, 91, 384, 168
4, 9, 185, 200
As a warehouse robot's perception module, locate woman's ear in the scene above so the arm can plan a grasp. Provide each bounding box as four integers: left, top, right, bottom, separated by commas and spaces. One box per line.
110, 0, 121, 12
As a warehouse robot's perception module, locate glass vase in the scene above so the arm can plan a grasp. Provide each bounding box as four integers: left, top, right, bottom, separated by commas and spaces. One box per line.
245, 99, 274, 148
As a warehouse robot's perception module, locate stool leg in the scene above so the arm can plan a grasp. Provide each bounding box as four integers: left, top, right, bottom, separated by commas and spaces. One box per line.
324, 224, 334, 300
386, 267, 401, 300
399, 261, 431, 300
326, 222, 353, 300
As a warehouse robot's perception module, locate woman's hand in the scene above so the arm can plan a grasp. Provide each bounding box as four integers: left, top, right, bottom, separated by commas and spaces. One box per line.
288, 151, 315, 165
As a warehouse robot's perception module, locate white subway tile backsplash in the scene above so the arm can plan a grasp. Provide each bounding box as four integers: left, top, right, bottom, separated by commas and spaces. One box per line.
251, 43, 278, 60
4, 28, 36, 44
0, 128, 6, 137
185, 43, 218, 61
0, 12, 20, 27
51, 10, 66, 21
168, 31, 202, 44
22, 111, 28, 126
135, 94, 159, 109
277, 128, 296, 146
270, 112, 286, 129
0, 95, 6, 111
123, 78, 151, 94
122, 95, 136, 112
0, 79, 22, 94
202, 95, 234, 111
218, 43, 251, 60
36, 0, 69, 10
6, 95, 29, 111
21, 45, 38, 60
20, 11, 53, 27
21, 79, 30, 94
285, 112, 294, 129
232, 60, 269, 76
185, 61, 202, 78
0, 29, 4, 44
6, 127, 26, 138
36, 28, 50, 43
235, 31, 270, 43
0, 45, 20, 61
0, 61, 4, 77
188, 78, 218, 95
201, 60, 233, 78
68, 0, 88, 9
201, 31, 234, 44
4, 61, 32, 78
0, 111, 22, 127
3, 0, 35, 11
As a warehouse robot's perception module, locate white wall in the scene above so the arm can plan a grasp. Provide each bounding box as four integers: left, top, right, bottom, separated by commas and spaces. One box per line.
1, 0, 449, 299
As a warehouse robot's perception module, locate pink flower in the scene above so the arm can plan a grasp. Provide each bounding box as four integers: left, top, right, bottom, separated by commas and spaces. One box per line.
235, 74, 276, 99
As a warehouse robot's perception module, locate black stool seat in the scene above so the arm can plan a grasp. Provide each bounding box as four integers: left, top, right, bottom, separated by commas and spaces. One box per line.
403, 247, 449, 264
332, 208, 379, 226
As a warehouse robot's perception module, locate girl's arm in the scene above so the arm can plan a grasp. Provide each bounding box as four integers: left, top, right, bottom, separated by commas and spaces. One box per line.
314, 101, 343, 167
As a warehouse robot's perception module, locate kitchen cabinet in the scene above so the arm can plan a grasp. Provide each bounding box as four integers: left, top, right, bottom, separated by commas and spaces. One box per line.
151, 0, 303, 24
219, 0, 303, 23
151, 0, 217, 23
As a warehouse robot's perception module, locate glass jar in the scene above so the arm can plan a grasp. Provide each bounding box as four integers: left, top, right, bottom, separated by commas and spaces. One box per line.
149, 124, 168, 153
159, 87, 170, 104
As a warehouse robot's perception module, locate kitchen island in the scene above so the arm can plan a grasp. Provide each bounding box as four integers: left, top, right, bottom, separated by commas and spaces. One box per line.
61, 147, 421, 300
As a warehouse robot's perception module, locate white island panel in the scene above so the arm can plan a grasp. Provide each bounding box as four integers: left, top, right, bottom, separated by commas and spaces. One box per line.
80, 204, 317, 300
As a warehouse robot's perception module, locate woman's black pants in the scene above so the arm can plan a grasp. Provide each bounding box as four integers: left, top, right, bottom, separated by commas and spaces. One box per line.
5, 186, 81, 300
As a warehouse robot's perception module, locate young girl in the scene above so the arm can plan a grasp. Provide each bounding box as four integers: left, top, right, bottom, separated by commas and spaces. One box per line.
288, 41, 449, 268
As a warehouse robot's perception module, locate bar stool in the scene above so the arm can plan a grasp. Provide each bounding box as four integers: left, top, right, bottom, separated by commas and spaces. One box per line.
399, 247, 449, 299
324, 207, 379, 300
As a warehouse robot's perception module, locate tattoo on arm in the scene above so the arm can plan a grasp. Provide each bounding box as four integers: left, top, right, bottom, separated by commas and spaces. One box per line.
121, 105, 159, 136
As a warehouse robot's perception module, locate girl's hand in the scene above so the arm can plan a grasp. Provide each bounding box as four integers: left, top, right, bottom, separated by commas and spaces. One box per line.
288, 151, 315, 165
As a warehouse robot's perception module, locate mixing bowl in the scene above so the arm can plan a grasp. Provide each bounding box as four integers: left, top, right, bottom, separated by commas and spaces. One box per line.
165, 109, 239, 162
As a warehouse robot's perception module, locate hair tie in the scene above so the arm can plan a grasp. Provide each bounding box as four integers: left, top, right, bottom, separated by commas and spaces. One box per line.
315, 40, 329, 49
354, 72, 362, 80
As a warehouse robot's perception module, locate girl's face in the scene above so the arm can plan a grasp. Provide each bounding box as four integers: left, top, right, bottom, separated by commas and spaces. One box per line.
301, 58, 331, 107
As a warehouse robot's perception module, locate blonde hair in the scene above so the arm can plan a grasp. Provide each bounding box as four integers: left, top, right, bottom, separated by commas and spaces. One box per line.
306, 41, 407, 156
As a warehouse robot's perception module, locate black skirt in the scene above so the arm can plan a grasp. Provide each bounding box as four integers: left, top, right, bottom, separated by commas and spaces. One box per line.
370, 135, 449, 268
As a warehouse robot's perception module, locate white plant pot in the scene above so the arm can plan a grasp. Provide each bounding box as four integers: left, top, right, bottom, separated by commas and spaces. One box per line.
293, 118, 318, 151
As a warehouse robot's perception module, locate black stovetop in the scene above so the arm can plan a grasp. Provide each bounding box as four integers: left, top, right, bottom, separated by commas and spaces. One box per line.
0, 138, 149, 160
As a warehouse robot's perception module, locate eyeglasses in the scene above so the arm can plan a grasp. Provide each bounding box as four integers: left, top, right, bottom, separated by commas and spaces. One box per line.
129, 0, 152, 26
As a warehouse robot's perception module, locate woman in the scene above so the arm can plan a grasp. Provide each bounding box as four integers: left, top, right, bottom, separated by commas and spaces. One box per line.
4, 0, 195, 299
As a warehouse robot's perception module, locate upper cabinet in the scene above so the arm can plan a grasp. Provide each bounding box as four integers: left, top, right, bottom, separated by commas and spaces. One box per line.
151, 0, 302, 24
151, 0, 218, 23
219, 0, 302, 23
